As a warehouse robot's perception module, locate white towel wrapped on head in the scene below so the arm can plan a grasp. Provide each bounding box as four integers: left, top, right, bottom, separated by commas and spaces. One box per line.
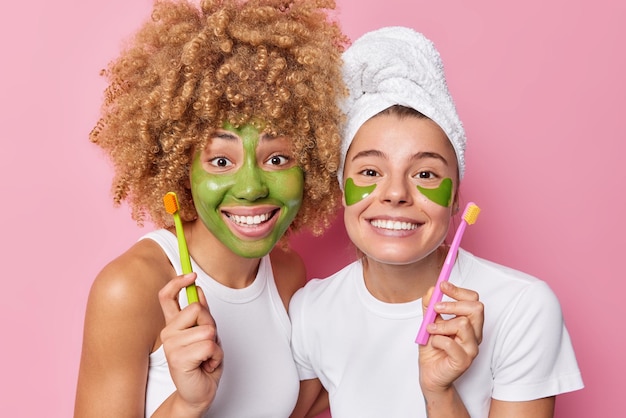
338, 26, 466, 187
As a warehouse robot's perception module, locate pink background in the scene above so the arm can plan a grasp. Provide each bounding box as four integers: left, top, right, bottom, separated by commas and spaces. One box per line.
1, 0, 623, 416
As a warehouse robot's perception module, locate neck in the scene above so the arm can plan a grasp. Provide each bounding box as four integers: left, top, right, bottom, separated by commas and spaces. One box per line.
362, 246, 447, 303
183, 220, 261, 289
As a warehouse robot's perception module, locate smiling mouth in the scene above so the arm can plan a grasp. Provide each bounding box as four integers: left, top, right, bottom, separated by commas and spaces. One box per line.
370, 219, 419, 231
226, 210, 278, 227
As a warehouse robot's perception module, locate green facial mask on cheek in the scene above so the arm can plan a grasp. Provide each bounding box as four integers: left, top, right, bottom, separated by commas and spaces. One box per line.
344, 178, 376, 206
417, 177, 453, 207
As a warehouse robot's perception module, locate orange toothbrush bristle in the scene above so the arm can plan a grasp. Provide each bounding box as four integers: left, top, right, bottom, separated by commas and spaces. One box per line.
163, 192, 179, 215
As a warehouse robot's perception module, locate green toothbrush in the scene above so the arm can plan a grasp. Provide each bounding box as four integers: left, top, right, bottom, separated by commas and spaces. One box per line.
163, 191, 199, 304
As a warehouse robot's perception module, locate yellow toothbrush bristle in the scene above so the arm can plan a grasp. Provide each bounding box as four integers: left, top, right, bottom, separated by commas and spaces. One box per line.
163, 192, 179, 215
463, 203, 481, 225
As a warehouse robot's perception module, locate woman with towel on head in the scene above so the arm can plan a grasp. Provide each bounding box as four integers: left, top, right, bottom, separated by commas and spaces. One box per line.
289, 26, 583, 418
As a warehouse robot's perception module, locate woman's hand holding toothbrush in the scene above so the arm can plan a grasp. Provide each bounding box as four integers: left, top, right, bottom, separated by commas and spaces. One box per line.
418, 281, 484, 416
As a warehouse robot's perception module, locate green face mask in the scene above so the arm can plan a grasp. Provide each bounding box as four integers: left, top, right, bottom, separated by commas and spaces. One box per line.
191, 123, 304, 258
344, 177, 453, 207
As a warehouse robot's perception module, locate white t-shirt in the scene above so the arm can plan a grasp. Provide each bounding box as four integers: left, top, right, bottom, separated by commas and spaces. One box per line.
143, 230, 299, 417
290, 249, 583, 418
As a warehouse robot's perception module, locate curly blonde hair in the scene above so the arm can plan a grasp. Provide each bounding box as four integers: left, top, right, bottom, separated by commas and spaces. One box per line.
91, 0, 348, 235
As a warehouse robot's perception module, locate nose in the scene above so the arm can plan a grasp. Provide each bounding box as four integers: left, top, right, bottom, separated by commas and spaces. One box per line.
380, 174, 412, 206
231, 163, 269, 202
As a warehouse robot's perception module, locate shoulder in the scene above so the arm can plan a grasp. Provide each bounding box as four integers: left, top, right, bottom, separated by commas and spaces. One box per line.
85, 238, 174, 347
458, 250, 566, 332
290, 261, 361, 314
457, 249, 565, 322
458, 250, 555, 299
92, 238, 172, 302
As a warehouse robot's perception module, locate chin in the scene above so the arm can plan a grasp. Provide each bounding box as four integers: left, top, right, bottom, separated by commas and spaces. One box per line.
229, 240, 277, 259
365, 252, 417, 266
364, 245, 440, 266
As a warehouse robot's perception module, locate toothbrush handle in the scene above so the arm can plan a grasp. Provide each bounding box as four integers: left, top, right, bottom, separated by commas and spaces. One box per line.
415, 264, 452, 344
174, 215, 199, 304
415, 221, 467, 345
185, 284, 199, 305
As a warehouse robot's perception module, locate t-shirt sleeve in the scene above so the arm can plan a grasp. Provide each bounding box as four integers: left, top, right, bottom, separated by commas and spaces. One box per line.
491, 280, 584, 401
289, 287, 319, 381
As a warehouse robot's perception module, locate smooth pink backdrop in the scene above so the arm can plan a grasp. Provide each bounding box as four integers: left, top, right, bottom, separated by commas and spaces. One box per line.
1, 0, 623, 416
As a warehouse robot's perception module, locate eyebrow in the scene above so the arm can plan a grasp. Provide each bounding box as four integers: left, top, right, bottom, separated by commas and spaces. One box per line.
213, 131, 239, 141
350, 149, 386, 161
259, 133, 281, 142
413, 151, 449, 165
213, 131, 279, 142
351, 149, 448, 165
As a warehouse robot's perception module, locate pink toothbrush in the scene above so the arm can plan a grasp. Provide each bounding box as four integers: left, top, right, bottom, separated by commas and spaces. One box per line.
416, 202, 481, 345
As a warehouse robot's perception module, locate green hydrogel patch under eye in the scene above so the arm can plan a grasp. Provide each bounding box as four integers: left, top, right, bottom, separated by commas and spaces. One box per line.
344, 178, 376, 206
416, 177, 453, 207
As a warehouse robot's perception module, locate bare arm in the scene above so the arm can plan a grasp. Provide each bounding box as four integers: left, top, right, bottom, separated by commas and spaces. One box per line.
74, 244, 168, 417
489, 397, 555, 418
306, 387, 330, 417
290, 379, 329, 418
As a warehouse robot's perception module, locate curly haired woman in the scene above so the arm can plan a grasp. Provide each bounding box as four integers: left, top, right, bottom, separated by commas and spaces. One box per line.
74, 1, 347, 417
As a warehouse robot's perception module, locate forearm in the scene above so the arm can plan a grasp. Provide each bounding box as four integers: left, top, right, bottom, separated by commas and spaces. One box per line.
422, 386, 470, 418
290, 379, 327, 418
305, 389, 329, 417
151, 391, 209, 418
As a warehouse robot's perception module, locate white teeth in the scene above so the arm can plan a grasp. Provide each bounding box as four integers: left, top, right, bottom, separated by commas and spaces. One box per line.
370, 219, 417, 231
230, 212, 271, 226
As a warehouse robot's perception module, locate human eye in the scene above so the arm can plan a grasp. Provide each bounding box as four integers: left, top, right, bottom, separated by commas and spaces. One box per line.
267, 155, 290, 166
208, 156, 233, 168
268, 155, 289, 165
360, 168, 380, 177
416, 171, 436, 180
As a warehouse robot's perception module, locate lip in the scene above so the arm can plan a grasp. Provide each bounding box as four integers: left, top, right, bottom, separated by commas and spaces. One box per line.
221, 206, 280, 239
